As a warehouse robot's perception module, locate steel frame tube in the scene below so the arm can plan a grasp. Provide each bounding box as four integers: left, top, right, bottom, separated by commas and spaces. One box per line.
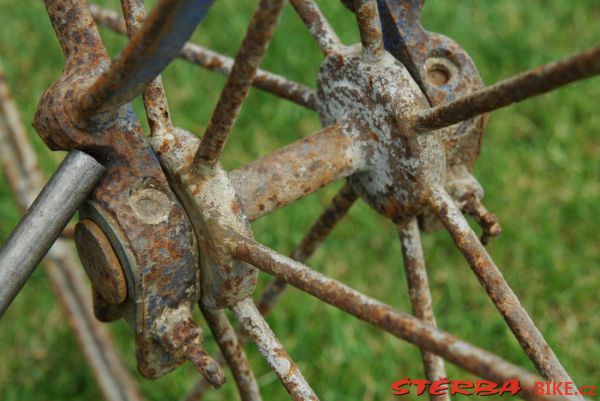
0, 150, 104, 316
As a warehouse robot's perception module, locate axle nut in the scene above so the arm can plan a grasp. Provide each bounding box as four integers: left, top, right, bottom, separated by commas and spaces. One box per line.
75, 219, 127, 304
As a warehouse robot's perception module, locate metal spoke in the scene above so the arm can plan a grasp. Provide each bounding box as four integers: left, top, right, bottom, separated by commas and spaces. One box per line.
120, 0, 174, 135
397, 218, 449, 401
90, 4, 317, 110
201, 307, 262, 401
194, 0, 286, 169
411, 43, 600, 132
258, 183, 358, 315
232, 298, 319, 401
79, 0, 214, 118
353, 0, 384, 63
426, 186, 578, 387
0, 70, 143, 401
182, 183, 357, 401
120, 0, 173, 136
231, 236, 576, 401
289, 0, 342, 56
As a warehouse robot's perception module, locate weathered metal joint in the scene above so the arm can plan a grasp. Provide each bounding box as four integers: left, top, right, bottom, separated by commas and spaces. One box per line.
32, 0, 216, 380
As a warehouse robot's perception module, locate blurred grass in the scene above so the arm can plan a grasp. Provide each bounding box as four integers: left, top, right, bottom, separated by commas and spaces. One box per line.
0, 1, 599, 400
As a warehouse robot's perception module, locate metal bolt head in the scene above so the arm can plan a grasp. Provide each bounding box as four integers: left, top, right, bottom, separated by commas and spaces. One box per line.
75, 218, 127, 304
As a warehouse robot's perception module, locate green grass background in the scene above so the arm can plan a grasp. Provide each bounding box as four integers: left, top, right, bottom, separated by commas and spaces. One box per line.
1, 1, 599, 400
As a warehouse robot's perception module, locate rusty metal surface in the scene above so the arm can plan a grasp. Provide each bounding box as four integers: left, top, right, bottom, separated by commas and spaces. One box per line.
89, 4, 318, 110
232, 237, 577, 401
427, 186, 578, 387
290, 0, 341, 56
411, 43, 600, 132
354, 0, 385, 63
36, 0, 221, 381
229, 125, 364, 221
182, 184, 358, 401
317, 44, 441, 221
194, 0, 285, 168
120, 0, 175, 136
75, 219, 127, 305
232, 298, 319, 401
201, 307, 262, 401
375, 0, 491, 234
0, 68, 144, 401
397, 218, 449, 401
77, 0, 214, 119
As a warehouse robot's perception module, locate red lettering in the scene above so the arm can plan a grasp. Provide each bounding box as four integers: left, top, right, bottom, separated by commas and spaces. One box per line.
552, 382, 564, 396
450, 380, 474, 395
498, 378, 521, 396
430, 378, 449, 396
475, 380, 499, 396
412, 379, 430, 396
580, 385, 597, 397
391, 378, 411, 396
534, 382, 545, 395
564, 382, 574, 396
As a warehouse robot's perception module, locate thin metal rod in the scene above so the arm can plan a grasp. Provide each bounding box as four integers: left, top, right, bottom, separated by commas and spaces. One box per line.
0, 150, 104, 316
79, 0, 214, 117
258, 183, 358, 316
194, 0, 285, 169
201, 307, 262, 401
354, 0, 385, 63
232, 298, 319, 401
427, 186, 578, 387
0, 70, 143, 401
411, 44, 600, 132
232, 237, 575, 401
120, 0, 174, 134
289, 0, 342, 56
89, 4, 318, 110
182, 184, 357, 401
398, 219, 449, 401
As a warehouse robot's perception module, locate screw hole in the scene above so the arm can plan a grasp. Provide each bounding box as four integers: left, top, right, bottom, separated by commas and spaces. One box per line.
424, 57, 459, 87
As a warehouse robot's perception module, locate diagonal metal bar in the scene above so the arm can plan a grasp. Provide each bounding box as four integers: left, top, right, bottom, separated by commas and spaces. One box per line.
89, 4, 318, 110
397, 218, 449, 401
426, 186, 579, 389
0, 69, 144, 401
182, 183, 357, 401
411, 44, 600, 132
232, 236, 578, 401
289, 0, 342, 56
201, 306, 262, 401
232, 297, 319, 401
194, 0, 286, 169
258, 183, 358, 316
353, 0, 385, 63
78, 0, 214, 118
120, 0, 174, 135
